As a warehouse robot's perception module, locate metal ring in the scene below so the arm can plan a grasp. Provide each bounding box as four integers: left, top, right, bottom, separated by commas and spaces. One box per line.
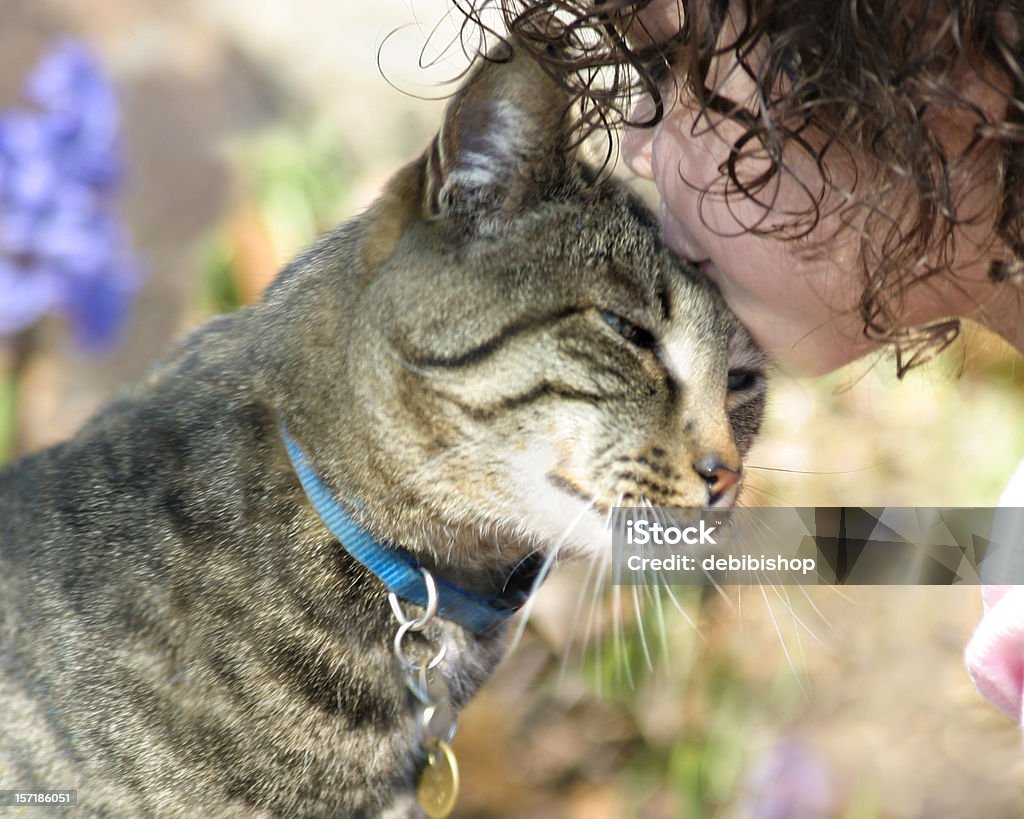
420, 702, 458, 745
406, 658, 449, 706
387, 568, 439, 632
393, 619, 447, 672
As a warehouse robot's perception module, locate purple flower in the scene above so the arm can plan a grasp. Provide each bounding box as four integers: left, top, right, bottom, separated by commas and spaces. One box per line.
0, 39, 137, 348
742, 736, 833, 819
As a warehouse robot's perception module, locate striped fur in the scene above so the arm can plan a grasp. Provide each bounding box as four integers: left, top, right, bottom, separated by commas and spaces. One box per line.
0, 48, 764, 817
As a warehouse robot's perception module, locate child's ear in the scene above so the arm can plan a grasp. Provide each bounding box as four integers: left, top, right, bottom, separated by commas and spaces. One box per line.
424, 45, 574, 225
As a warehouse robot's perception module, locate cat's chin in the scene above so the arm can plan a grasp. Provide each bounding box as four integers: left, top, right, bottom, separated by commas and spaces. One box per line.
513, 499, 615, 561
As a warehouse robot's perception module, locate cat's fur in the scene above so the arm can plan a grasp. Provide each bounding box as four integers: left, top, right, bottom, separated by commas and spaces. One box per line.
0, 48, 765, 817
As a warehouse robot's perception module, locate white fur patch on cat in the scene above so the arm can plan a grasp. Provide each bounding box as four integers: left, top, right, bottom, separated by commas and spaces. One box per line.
448, 100, 529, 192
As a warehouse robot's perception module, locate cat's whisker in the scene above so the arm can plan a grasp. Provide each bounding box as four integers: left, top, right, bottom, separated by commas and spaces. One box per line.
561, 489, 622, 685
647, 499, 686, 662
559, 544, 604, 687
790, 583, 834, 630
648, 570, 671, 666
775, 584, 815, 697
632, 497, 658, 671
592, 497, 618, 684
729, 497, 855, 613
590, 550, 613, 698
736, 514, 832, 650
735, 480, 797, 507
605, 494, 658, 689
659, 575, 703, 638
507, 497, 597, 655
758, 582, 811, 700
630, 499, 675, 668
631, 580, 654, 673
610, 571, 632, 690
636, 497, 736, 616
577, 491, 624, 694
767, 581, 826, 655
745, 463, 861, 476
643, 501, 687, 651
701, 559, 735, 612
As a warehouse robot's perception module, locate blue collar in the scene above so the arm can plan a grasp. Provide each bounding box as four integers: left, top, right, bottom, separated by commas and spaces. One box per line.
280, 426, 541, 635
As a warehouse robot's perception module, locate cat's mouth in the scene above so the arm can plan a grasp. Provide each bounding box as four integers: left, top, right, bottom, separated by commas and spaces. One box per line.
546, 470, 734, 516
539, 468, 741, 563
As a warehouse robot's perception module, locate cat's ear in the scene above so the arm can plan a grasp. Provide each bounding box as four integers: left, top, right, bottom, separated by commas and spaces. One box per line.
424, 46, 574, 224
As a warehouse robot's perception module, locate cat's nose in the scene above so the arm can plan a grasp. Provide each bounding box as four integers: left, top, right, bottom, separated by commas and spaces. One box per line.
693, 453, 741, 506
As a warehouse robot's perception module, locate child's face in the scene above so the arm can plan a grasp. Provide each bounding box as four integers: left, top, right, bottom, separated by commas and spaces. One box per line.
622, 0, 1010, 375
623, 100, 876, 376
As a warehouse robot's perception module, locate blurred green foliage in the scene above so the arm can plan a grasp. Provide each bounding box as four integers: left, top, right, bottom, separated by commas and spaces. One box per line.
583, 588, 807, 818
199, 120, 350, 315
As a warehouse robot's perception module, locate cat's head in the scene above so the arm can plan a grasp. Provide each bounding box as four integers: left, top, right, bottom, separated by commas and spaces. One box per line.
317, 46, 765, 563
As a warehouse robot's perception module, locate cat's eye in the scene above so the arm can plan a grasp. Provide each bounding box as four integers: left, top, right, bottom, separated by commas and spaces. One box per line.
727, 370, 759, 392
600, 310, 657, 350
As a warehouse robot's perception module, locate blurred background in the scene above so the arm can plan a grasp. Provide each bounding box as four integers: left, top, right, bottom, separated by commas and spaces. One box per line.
1, 2, 1023, 817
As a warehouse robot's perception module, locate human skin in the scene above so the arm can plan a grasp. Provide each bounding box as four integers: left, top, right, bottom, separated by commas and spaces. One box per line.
620, 2, 1024, 375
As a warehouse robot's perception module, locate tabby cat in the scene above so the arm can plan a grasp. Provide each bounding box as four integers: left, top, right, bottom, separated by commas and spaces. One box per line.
0, 46, 765, 817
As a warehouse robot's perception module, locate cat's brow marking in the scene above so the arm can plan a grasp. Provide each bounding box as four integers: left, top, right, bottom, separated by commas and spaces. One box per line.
402, 306, 582, 369
446, 381, 608, 421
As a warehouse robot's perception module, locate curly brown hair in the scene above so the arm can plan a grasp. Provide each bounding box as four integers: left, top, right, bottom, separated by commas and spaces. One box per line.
446, 0, 1024, 374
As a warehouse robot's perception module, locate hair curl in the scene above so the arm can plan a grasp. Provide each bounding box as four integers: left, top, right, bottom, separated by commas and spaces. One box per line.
446, 0, 1024, 374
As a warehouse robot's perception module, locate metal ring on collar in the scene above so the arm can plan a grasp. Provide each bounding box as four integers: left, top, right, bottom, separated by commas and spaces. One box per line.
388, 567, 439, 632
394, 619, 447, 672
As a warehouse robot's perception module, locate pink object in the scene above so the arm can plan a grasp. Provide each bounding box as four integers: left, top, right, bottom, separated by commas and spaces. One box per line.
966, 584, 1024, 723
965, 460, 1024, 723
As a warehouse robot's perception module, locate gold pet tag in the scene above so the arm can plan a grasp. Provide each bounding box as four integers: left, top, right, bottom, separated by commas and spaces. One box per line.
416, 740, 459, 818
